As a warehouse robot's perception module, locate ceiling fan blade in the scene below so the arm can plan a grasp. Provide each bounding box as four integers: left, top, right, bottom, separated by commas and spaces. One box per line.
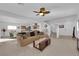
44, 11, 50, 14
33, 11, 39, 13
36, 14, 39, 16
47, 11, 50, 13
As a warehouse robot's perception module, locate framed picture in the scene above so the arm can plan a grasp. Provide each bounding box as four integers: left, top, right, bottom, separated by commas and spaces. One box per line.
59, 25, 64, 28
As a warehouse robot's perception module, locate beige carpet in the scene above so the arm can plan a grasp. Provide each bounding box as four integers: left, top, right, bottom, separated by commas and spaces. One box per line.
0, 36, 79, 56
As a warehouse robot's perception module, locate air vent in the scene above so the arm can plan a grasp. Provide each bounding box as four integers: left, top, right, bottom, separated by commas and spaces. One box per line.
17, 3, 24, 6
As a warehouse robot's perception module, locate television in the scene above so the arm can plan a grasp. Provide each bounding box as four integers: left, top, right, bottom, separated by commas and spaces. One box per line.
59, 25, 64, 28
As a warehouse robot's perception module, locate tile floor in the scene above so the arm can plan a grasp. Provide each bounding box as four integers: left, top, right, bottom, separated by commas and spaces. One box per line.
0, 36, 79, 56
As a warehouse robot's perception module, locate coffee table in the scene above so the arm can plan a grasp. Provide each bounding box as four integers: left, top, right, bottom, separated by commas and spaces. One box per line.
33, 38, 51, 51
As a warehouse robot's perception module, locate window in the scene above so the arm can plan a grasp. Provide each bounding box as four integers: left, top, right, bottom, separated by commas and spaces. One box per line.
8, 25, 17, 30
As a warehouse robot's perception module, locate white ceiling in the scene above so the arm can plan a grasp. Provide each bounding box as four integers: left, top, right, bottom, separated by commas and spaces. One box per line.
0, 3, 79, 24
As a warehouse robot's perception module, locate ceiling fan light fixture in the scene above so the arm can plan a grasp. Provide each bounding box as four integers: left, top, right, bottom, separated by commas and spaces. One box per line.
39, 13, 44, 16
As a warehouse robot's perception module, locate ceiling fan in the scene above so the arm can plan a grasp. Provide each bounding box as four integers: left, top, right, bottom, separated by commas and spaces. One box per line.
33, 7, 50, 16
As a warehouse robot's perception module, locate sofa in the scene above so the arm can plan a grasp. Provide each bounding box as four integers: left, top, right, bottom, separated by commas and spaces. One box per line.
17, 31, 47, 47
